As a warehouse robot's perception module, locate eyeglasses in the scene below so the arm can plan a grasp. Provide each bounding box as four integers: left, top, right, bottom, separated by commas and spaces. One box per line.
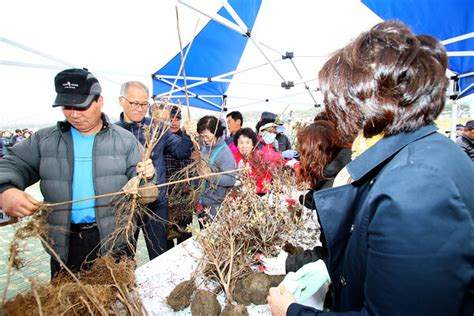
121, 96, 149, 110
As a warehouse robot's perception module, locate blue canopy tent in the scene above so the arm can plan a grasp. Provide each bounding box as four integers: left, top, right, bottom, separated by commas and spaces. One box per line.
152, 0, 262, 111
362, 0, 474, 99
152, 0, 322, 113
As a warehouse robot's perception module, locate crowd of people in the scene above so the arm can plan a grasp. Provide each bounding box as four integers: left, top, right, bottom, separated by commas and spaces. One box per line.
0, 128, 34, 158
0, 20, 472, 315
0, 67, 298, 273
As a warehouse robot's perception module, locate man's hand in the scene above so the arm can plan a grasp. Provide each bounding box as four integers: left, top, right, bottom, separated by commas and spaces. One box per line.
1, 188, 40, 218
183, 120, 197, 136
200, 164, 212, 177
136, 158, 155, 180
267, 284, 296, 316
190, 151, 199, 161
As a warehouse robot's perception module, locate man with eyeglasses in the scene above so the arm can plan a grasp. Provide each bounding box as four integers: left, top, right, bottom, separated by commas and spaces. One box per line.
115, 81, 195, 260
0, 68, 155, 278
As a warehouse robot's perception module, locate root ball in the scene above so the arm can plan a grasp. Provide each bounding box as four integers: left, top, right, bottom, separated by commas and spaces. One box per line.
166, 279, 196, 311
191, 289, 221, 316
137, 182, 158, 204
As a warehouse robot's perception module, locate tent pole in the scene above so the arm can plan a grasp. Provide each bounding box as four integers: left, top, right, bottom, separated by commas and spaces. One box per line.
441, 32, 474, 45
247, 37, 287, 83
158, 77, 222, 111
220, 0, 288, 84
449, 75, 460, 142
177, 0, 243, 35
0, 36, 76, 68
450, 100, 458, 142
288, 58, 318, 105
220, 0, 248, 33
155, 59, 284, 97
447, 51, 474, 57
226, 90, 315, 109
0, 37, 121, 85
156, 75, 317, 87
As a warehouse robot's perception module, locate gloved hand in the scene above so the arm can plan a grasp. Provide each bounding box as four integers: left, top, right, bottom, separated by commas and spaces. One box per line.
282, 149, 297, 159
256, 250, 288, 275
234, 178, 242, 187
281, 259, 330, 303
284, 159, 298, 168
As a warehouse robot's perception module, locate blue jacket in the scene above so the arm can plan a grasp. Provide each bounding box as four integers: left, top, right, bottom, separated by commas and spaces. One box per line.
288, 125, 474, 316
115, 114, 192, 204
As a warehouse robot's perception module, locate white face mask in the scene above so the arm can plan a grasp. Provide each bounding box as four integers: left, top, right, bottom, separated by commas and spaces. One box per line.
262, 132, 277, 144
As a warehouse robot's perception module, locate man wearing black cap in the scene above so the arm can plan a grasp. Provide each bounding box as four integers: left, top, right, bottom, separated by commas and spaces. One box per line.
456, 119, 474, 160
115, 81, 195, 259
0, 68, 154, 277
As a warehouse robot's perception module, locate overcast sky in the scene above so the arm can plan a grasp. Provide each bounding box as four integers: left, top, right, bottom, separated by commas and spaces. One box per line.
1, 0, 384, 128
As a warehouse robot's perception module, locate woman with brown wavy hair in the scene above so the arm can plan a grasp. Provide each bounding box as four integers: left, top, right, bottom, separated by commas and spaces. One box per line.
297, 119, 351, 194
260, 118, 351, 308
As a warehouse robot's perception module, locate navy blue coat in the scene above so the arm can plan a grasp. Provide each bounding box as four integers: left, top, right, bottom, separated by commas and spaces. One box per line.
288, 125, 474, 316
115, 114, 192, 204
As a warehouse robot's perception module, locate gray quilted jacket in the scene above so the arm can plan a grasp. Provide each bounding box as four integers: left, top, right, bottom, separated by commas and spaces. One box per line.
0, 114, 142, 262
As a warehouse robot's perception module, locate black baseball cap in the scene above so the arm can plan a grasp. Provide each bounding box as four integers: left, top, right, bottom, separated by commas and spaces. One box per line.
52, 68, 102, 108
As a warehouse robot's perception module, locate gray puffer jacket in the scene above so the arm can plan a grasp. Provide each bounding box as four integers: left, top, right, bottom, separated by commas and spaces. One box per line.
0, 114, 142, 262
